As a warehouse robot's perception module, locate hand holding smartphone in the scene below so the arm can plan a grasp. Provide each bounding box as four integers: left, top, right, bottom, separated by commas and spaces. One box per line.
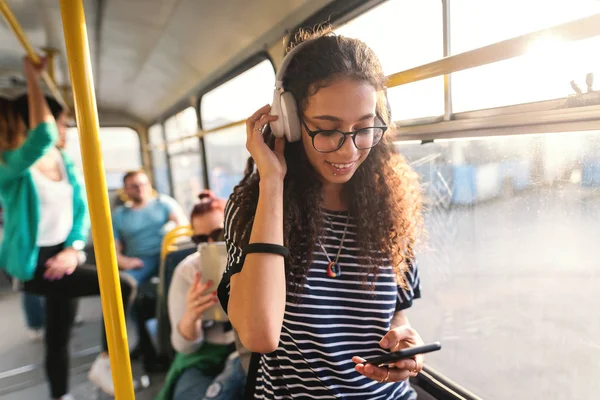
364, 342, 441, 368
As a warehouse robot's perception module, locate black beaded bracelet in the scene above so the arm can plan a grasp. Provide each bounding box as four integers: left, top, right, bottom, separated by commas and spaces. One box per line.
243, 243, 290, 259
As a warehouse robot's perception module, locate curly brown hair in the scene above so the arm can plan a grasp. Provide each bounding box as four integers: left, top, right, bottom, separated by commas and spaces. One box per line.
229, 28, 423, 293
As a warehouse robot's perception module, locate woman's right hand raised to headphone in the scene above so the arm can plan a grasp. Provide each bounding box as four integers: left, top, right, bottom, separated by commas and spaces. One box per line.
246, 104, 287, 182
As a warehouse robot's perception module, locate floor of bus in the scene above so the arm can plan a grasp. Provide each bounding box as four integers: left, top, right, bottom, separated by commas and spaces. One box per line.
0, 290, 164, 399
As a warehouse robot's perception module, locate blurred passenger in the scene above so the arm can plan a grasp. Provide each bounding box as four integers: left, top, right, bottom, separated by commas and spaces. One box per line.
0, 57, 135, 399
157, 190, 245, 400
112, 169, 187, 356
15, 93, 82, 341
219, 30, 425, 399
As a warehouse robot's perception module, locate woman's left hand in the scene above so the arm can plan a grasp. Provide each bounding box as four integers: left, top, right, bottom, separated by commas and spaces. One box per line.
352, 325, 424, 383
44, 248, 78, 280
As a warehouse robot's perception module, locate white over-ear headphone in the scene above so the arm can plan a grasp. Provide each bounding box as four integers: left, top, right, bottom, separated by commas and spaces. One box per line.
269, 41, 311, 142
270, 39, 392, 141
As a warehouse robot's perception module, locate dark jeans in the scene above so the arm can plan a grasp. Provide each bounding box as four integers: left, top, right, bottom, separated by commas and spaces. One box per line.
23, 243, 134, 399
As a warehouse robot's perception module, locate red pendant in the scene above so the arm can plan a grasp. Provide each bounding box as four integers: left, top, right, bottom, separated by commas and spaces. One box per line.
327, 262, 341, 278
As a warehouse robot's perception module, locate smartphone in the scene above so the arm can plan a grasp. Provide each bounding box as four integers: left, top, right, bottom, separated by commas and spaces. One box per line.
197, 242, 229, 322
364, 342, 441, 368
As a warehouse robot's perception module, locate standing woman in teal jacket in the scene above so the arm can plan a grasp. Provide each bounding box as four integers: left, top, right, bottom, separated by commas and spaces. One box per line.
0, 58, 135, 400
15, 92, 83, 341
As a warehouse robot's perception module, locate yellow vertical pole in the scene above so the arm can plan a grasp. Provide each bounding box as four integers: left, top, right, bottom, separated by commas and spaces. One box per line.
58, 1, 134, 399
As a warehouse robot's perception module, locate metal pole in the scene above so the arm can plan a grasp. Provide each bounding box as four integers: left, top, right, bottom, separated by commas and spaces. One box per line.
0, 0, 69, 110
58, 1, 134, 398
442, 0, 452, 121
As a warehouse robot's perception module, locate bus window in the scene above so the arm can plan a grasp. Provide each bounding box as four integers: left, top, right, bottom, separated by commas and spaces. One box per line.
165, 107, 199, 154
451, 0, 600, 112
201, 59, 274, 131
395, 129, 600, 400
204, 125, 247, 200
169, 152, 204, 214
200, 59, 275, 198
149, 123, 171, 196
164, 107, 203, 212
451, 0, 600, 54
335, 0, 444, 120
64, 126, 142, 190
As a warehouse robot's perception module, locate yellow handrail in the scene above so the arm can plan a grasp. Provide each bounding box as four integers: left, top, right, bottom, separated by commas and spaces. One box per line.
157, 225, 193, 308
387, 13, 600, 89
0, 0, 69, 110
153, 118, 247, 150
58, 1, 134, 399
160, 225, 193, 261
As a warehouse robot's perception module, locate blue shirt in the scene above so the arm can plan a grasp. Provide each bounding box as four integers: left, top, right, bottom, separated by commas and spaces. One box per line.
112, 195, 178, 258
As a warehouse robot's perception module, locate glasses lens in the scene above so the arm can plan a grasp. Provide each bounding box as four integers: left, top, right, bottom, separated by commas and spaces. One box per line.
354, 128, 384, 149
314, 131, 345, 152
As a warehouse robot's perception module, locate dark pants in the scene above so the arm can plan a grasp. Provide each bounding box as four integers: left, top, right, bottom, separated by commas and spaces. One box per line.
23, 244, 134, 399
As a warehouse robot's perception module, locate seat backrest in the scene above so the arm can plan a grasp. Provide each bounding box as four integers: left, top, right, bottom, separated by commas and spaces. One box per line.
163, 244, 196, 298
155, 244, 197, 357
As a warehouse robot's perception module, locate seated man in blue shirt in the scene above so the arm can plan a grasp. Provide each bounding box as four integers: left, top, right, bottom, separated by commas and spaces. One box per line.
112, 170, 187, 285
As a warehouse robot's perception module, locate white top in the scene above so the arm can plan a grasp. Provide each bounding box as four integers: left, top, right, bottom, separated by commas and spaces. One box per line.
168, 251, 235, 355
31, 153, 74, 247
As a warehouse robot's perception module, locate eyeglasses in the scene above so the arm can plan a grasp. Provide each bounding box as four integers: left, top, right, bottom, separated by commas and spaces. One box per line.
191, 228, 224, 244
300, 117, 387, 153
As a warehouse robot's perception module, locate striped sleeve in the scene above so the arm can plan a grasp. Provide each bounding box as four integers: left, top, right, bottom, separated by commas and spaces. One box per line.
217, 197, 245, 315
395, 259, 421, 311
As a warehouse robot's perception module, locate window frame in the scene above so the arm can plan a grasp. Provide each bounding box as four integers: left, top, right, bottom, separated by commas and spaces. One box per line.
147, 122, 173, 196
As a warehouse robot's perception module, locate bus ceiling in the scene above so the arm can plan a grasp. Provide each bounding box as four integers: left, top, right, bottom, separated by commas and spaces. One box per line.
0, 0, 337, 124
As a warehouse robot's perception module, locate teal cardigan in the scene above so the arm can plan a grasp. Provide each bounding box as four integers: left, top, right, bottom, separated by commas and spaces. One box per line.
0, 122, 89, 281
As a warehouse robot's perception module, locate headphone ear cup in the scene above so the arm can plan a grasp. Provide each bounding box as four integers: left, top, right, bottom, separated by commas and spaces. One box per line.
280, 91, 301, 142
269, 90, 285, 138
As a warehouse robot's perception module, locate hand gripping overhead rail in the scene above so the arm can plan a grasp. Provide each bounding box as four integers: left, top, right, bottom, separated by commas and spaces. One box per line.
0, 0, 69, 110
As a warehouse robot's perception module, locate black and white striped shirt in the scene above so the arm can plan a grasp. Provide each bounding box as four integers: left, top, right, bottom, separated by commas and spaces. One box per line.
218, 199, 421, 399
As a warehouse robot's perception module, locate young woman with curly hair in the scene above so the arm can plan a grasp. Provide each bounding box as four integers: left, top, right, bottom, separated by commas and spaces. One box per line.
217, 28, 425, 399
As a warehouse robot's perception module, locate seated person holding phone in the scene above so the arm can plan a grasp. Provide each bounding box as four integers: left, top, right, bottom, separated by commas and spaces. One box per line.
157, 191, 246, 400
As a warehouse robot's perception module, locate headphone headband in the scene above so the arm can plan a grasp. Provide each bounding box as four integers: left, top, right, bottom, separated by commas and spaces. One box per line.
275, 40, 312, 90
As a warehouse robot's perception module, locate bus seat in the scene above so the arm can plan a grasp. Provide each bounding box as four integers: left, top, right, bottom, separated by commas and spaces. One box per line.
155, 244, 197, 358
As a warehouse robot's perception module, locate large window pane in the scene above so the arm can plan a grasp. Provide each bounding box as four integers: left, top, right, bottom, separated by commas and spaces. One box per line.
395, 130, 600, 399
452, 36, 600, 112
201, 59, 275, 130
335, 0, 444, 120
204, 124, 248, 199
65, 127, 142, 190
170, 153, 204, 214
451, 0, 600, 112
451, 0, 600, 54
148, 123, 171, 195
